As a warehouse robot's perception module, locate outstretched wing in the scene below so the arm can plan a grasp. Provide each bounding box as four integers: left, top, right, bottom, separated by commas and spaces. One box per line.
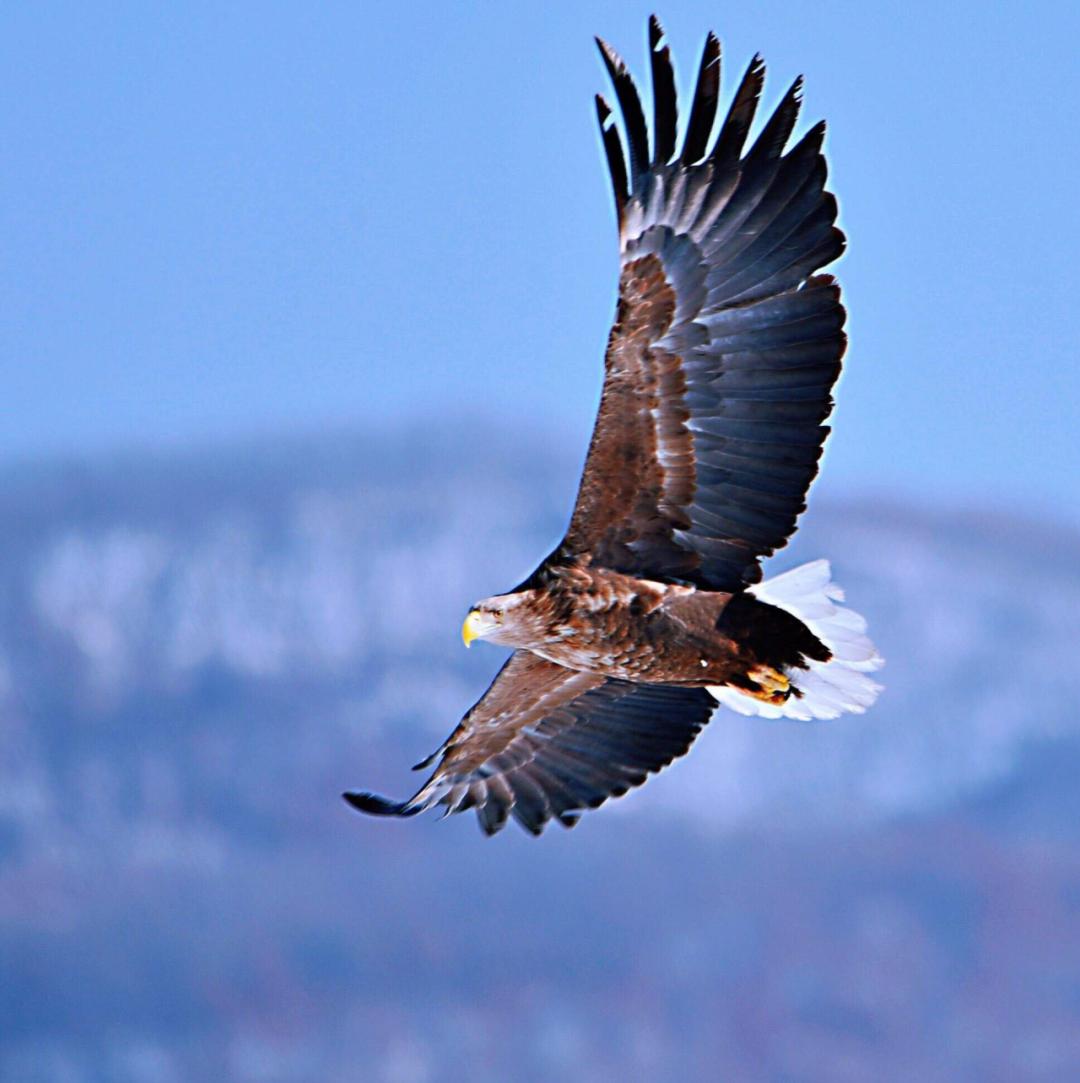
345, 650, 716, 836
562, 17, 846, 590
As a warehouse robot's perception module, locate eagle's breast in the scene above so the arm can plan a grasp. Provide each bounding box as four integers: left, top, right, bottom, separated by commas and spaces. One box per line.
531, 565, 738, 683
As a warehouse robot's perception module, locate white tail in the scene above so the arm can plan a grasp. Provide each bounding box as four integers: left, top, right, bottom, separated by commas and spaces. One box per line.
709, 559, 884, 721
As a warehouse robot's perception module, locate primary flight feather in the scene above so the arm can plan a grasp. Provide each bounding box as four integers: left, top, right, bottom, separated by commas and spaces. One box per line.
347, 16, 882, 836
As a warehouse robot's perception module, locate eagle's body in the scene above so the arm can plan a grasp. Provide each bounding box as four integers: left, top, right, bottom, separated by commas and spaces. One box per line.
472, 564, 826, 697
347, 16, 883, 836
521, 571, 739, 686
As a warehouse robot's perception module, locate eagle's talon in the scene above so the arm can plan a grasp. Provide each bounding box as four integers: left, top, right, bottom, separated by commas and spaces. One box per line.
747, 665, 791, 698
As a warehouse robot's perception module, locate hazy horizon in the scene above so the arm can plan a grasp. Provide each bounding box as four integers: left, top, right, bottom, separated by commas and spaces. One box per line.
4, 424, 1080, 1080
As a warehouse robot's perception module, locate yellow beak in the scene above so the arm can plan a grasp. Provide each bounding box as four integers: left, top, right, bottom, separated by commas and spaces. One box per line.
462, 610, 482, 648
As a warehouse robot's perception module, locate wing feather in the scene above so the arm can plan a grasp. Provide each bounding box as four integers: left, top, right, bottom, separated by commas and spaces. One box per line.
648, 16, 678, 166
681, 32, 720, 165
562, 24, 846, 589
345, 652, 716, 836
595, 37, 650, 189
745, 75, 803, 165
710, 54, 766, 168
595, 95, 629, 222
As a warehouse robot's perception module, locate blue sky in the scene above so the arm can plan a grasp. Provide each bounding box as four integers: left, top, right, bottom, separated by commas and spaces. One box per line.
2, 2, 1077, 521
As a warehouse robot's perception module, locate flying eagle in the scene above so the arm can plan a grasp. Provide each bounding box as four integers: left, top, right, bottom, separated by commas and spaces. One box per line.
347, 16, 882, 835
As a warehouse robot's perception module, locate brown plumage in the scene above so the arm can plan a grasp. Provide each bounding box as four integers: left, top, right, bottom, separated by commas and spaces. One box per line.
346, 16, 883, 836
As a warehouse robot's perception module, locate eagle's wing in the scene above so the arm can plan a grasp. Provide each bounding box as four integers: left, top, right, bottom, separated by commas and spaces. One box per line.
561, 18, 846, 590
345, 650, 715, 836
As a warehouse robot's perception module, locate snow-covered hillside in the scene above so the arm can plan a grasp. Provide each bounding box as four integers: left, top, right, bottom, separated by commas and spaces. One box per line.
3, 428, 1080, 1081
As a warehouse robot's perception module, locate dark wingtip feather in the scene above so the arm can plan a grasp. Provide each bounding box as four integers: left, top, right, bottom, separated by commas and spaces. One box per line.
648, 15, 677, 166
342, 791, 419, 818
807, 272, 839, 290
747, 75, 803, 163
596, 35, 650, 186
789, 118, 827, 162
712, 53, 766, 167
682, 30, 721, 164
595, 93, 629, 222
511, 811, 545, 837
477, 801, 510, 836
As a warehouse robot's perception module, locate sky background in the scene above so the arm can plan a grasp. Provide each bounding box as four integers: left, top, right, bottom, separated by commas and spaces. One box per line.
5, 7, 1080, 1077
2, 1, 1077, 520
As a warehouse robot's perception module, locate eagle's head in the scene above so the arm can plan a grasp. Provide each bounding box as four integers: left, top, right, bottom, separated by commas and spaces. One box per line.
461, 591, 545, 649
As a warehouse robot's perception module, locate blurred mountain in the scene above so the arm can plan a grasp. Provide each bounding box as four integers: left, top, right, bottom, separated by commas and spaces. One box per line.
2, 426, 1080, 1082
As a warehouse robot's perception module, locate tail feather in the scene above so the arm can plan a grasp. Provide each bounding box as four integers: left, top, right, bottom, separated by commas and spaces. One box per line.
710, 559, 883, 721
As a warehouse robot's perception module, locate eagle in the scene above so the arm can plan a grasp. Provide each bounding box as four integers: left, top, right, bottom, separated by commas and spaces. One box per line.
347, 16, 882, 835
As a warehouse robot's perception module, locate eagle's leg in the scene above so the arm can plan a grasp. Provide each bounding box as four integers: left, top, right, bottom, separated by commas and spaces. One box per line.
744, 664, 794, 705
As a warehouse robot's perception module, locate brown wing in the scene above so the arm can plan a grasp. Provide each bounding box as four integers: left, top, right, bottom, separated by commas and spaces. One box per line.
345, 650, 716, 836
561, 18, 846, 590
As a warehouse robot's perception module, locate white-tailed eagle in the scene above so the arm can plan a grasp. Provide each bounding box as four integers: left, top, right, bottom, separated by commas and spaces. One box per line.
347, 16, 882, 835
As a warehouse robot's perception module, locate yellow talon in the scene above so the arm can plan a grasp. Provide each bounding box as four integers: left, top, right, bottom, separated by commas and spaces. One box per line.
746, 665, 791, 703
